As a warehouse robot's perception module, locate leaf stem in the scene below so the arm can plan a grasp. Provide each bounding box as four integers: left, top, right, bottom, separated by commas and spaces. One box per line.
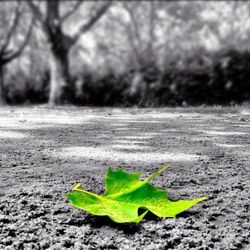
146, 163, 173, 182
72, 183, 101, 198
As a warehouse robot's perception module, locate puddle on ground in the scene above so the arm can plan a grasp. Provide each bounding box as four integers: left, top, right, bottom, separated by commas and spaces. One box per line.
0, 130, 28, 139
162, 129, 182, 132
111, 144, 150, 150
125, 120, 165, 124
200, 130, 248, 136
112, 128, 138, 131
52, 146, 206, 163
109, 123, 129, 127
232, 124, 250, 128
27, 116, 88, 125
210, 126, 226, 130
115, 135, 153, 140
215, 143, 247, 148
240, 110, 250, 115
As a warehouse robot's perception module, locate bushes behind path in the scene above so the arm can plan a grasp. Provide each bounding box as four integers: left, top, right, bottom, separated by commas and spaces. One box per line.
5, 48, 250, 106
155, 49, 250, 106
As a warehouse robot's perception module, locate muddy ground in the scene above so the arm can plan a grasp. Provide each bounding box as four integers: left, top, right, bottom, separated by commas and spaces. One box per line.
0, 105, 249, 250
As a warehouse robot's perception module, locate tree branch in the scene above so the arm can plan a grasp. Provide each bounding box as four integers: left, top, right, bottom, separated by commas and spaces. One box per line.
59, 0, 84, 24
147, 1, 156, 62
0, 2, 22, 55
26, 1, 45, 24
123, 3, 142, 48
109, 13, 143, 68
2, 14, 35, 65
72, 1, 113, 42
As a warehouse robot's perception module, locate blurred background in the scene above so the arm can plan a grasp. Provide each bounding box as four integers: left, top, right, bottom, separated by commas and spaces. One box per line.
0, 0, 250, 107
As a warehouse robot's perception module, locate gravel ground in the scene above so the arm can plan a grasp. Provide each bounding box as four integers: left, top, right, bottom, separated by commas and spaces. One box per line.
0, 105, 249, 250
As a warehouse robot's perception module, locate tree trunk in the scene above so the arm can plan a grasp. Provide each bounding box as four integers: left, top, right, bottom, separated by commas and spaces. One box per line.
49, 52, 69, 105
48, 37, 74, 106
0, 66, 5, 105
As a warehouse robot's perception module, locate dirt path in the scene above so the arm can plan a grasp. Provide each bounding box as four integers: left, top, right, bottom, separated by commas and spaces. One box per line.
0, 105, 249, 250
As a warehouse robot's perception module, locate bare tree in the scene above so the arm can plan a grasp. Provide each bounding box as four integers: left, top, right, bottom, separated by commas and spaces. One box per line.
0, 2, 34, 105
109, 2, 160, 105
114, 2, 158, 70
27, 0, 113, 105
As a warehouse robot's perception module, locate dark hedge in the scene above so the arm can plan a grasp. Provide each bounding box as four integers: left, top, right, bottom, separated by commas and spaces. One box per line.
4, 49, 250, 106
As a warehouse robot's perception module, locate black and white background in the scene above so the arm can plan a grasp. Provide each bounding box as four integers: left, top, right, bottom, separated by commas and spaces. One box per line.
0, 1, 249, 249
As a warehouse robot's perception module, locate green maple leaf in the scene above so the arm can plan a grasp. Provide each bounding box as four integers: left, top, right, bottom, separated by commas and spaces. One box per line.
65, 164, 207, 223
